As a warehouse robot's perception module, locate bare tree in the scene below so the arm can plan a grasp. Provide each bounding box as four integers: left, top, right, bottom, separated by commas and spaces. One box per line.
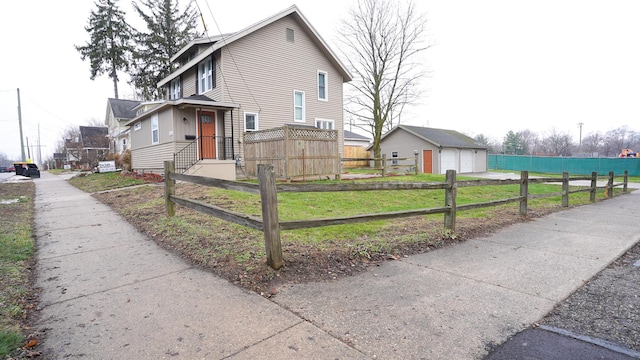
540, 128, 574, 156
518, 129, 539, 155
581, 131, 605, 156
604, 126, 637, 156
338, 0, 429, 164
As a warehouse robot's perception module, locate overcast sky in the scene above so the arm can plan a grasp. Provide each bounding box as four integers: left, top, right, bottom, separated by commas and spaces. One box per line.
1, 0, 640, 161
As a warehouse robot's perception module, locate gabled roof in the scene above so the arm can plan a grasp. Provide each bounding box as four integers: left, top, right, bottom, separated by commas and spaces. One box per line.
79, 126, 109, 148
344, 130, 371, 141
383, 125, 487, 150
107, 98, 141, 119
170, 34, 233, 63
158, 5, 352, 88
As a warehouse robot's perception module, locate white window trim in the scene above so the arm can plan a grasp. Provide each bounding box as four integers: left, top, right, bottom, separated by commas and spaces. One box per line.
151, 114, 159, 144
293, 90, 305, 122
134, 122, 142, 131
170, 78, 181, 100
317, 70, 328, 101
198, 58, 213, 94
244, 112, 259, 132
315, 118, 334, 130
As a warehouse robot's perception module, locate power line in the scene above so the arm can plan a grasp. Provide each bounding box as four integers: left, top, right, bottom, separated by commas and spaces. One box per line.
20, 92, 69, 124
201, 0, 261, 112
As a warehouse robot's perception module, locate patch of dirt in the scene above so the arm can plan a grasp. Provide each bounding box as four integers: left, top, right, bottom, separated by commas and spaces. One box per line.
92, 181, 565, 296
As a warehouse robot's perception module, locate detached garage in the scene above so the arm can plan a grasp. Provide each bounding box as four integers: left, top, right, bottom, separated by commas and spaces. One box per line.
376, 125, 488, 174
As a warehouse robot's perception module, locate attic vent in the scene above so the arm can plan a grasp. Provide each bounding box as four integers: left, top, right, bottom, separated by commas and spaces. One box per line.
286, 28, 294, 42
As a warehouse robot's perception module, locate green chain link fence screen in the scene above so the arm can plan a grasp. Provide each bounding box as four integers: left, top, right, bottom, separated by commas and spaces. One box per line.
488, 155, 640, 176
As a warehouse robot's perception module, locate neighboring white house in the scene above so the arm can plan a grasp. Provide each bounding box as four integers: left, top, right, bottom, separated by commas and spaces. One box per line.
344, 130, 371, 147
374, 125, 488, 174
105, 98, 141, 154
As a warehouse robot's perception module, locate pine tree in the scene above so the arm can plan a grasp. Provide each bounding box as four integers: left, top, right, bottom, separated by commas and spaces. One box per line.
130, 0, 200, 100
75, 0, 133, 99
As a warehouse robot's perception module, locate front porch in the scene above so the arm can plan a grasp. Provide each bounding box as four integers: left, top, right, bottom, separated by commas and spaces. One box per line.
174, 135, 237, 180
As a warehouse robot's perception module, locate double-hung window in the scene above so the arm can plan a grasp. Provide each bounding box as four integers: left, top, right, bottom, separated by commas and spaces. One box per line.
244, 112, 258, 131
315, 119, 334, 130
294, 90, 305, 122
317, 70, 327, 101
198, 58, 213, 93
170, 78, 181, 100
151, 114, 159, 144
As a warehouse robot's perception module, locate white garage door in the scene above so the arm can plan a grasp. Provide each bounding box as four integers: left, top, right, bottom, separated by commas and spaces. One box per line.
460, 150, 474, 173
440, 149, 457, 174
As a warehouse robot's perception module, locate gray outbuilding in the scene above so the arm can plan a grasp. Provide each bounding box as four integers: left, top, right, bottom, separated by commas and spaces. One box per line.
375, 125, 488, 174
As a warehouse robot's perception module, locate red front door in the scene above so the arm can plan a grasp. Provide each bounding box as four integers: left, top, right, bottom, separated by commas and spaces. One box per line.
199, 111, 216, 159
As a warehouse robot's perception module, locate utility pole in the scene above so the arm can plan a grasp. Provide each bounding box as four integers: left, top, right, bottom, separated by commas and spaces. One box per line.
578, 122, 584, 149
17, 88, 26, 161
38, 123, 42, 167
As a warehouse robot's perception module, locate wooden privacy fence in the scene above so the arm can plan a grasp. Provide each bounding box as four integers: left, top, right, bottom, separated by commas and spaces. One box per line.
243, 124, 340, 180
164, 160, 630, 270
342, 146, 370, 168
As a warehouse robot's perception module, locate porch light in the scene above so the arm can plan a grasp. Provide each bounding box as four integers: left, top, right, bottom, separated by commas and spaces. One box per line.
183, 117, 188, 122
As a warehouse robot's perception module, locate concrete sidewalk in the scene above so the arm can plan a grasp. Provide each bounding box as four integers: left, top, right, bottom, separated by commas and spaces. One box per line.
33, 171, 640, 359
34, 172, 362, 359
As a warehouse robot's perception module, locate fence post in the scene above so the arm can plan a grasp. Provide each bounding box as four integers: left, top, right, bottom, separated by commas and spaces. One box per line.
381, 154, 387, 177
257, 164, 284, 270
414, 152, 419, 175
623, 170, 628, 193
589, 171, 597, 202
607, 171, 614, 198
164, 160, 175, 217
562, 172, 569, 207
444, 169, 457, 232
519, 171, 528, 216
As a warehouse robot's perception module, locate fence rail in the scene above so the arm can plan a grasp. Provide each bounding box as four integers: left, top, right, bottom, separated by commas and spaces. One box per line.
164, 161, 630, 270
341, 153, 419, 177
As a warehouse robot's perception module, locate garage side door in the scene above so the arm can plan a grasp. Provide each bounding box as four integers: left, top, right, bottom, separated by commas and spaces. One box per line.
460, 150, 474, 173
422, 150, 433, 173
440, 149, 457, 174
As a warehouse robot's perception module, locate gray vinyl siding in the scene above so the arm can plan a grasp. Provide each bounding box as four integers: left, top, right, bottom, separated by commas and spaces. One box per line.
131, 142, 175, 172
130, 109, 174, 148
183, 74, 196, 97
216, 15, 345, 159
474, 150, 488, 172
129, 119, 151, 150
379, 131, 441, 173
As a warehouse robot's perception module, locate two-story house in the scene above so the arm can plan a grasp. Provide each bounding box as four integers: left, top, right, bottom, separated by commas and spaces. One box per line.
124, 5, 352, 180
105, 98, 141, 154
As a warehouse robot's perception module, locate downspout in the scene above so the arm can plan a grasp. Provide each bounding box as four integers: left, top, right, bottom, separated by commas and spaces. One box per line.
230, 109, 234, 160
197, 108, 201, 160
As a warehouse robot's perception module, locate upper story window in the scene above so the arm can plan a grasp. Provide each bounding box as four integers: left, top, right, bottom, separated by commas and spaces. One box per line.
316, 119, 334, 130
134, 122, 142, 131
244, 112, 258, 131
317, 71, 327, 101
286, 28, 294, 42
198, 57, 213, 93
170, 78, 181, 100
294, 90, 305, 122
151, 114, 159, 144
